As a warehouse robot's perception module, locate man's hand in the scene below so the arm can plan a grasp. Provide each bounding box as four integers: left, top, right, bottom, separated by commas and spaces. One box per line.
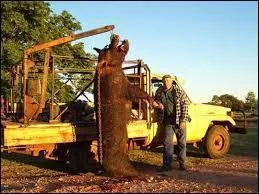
152, 101, 158, 107
149, 101, 164, 110
180, 122, 186, 130
157, 102, 164, 110
143, 99, 158, 109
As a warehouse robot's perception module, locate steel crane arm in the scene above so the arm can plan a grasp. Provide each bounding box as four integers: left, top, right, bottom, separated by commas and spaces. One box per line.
24, 25, 115, 54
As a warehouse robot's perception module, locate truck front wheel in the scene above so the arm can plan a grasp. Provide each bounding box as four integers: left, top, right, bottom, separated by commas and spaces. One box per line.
203, 125, 230, 159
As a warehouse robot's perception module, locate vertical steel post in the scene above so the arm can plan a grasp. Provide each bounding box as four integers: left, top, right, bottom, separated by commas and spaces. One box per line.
23, 53, 29, 124
50, 56, 55, 121
32, 49, 51, 120
138, 60, 142, 120
10, 77, 13, 113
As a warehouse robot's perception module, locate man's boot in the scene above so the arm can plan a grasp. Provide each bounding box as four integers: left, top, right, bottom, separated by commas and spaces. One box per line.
179, 163, 186, 171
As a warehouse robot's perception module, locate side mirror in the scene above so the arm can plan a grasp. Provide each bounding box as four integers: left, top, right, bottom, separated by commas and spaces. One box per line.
187, 115, 192, 122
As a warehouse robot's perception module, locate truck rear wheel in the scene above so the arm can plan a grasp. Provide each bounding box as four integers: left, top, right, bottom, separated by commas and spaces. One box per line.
203, 125, 230, 159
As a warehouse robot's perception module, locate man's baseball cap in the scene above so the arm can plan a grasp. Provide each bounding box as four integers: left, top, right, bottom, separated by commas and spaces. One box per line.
162, 74, 173, 80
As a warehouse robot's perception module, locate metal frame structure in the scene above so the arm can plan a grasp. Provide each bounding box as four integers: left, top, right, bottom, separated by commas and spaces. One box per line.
20, 25, 114, 124
122, 60, 152, 123
48, 54, 96, 122
9, 57, 152, 125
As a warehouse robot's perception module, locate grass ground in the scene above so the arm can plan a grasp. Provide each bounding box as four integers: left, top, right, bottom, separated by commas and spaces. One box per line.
229, 128, 258, 157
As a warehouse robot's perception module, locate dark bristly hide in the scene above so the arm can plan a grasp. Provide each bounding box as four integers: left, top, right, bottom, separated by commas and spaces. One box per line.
93, 35, 154, 177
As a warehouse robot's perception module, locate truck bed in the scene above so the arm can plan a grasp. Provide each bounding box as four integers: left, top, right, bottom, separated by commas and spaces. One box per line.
1, 120, 97, 147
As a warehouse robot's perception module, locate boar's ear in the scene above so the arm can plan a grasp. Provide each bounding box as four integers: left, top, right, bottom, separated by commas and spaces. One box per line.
93, 47, 102, 54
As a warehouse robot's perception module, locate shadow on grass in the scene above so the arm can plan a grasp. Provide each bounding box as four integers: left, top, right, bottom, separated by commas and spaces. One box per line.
132, 161, 160, 171
1, 185, 25, 192
1, 152, 75, 174
143, 145, 207, 158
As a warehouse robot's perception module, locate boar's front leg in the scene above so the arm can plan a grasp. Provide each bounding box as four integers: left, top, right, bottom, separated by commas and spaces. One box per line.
126, 81, 154, 105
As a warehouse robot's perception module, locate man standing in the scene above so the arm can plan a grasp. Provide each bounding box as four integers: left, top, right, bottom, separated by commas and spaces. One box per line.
153, 74, 189, 171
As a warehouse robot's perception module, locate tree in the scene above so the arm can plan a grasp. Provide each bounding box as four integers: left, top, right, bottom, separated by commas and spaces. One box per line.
256, 99, 258, 113
208, 94, 245, 111
211, 95, 221, 105
1, 1, 96, 101
221, 94, 245, 110
245, 91, 257, 112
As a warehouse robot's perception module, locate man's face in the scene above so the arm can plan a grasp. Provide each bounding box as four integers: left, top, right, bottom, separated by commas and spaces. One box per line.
162, 78, 173, 90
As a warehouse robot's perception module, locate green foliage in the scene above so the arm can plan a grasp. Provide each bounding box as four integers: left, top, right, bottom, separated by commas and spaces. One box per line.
208, 91, 257, 112
208, 94, 245, 111
0, 71, 10, 98
219, 94, 244, 111
211, 95, 221, 105
46, 77, 76, 104
1, 1, 96, 101
245, 91, 257, 112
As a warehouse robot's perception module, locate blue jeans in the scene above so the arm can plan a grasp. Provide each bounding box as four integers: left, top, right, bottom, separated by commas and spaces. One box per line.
162, 124, 186, 168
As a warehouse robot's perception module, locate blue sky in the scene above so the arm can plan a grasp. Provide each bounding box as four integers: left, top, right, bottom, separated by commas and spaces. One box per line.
48, 1, 258, 103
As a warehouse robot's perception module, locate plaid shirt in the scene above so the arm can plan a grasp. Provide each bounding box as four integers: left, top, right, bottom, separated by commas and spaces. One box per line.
154, 85, 189, 126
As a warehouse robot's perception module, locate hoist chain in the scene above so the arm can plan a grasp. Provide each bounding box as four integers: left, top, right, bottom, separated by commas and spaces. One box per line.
97, 70, 103, 166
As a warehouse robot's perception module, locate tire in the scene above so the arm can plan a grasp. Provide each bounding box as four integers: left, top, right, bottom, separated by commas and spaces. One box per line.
203, 125, 230, 159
